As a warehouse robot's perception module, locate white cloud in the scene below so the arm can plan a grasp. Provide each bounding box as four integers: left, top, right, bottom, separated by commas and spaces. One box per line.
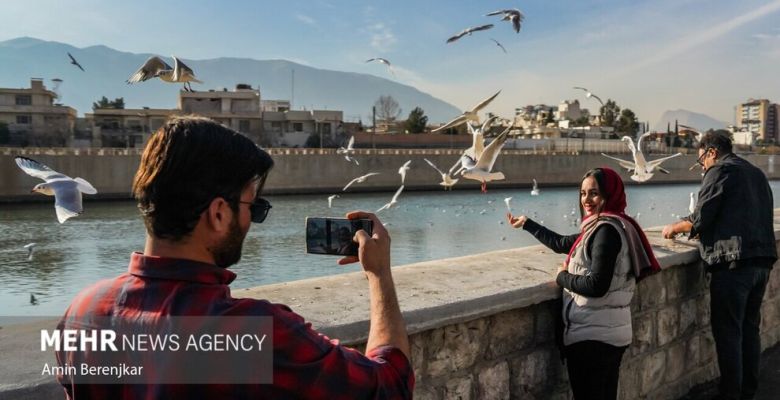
367, 23, 397, 52
295, 14, 316, 26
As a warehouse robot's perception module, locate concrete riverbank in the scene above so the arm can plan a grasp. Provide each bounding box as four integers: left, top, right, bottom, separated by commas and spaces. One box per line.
2, 147, 777, 201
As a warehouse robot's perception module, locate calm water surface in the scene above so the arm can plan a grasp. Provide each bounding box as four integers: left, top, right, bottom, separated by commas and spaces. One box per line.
3, 182, 779, 316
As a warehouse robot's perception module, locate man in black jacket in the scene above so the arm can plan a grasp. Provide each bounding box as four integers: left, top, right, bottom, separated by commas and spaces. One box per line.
663, 130, 776, 400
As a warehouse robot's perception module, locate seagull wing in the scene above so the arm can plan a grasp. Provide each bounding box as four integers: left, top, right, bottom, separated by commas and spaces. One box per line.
127, 56, 171, 83
647, 153, 682, 169
173, 56, 197, 82
511, 12, 524, 33
468, 123, 486, 161
447, 29, 468, 43
486, 10, 507, 16
471, 24, 495, 33
600, 153, 637, 171
347, 136, 355, 150
475, 125, 511, 171
50, 180, 83, 223
15, 156, 69, 181
390, 185, 405, 203
589, 93, 604, 105
342, 177, 360, 191
365, 58, 377, 63
424, 158, 445, 175
471, 90, 501, 113
637, 131, 652, 151
432, 114, 467, 132
68, 52, 85, 71
73, 177, 97, 194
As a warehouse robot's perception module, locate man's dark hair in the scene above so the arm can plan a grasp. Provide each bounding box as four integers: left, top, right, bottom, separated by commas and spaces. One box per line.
699, 129, 733, 155
133, 116, 274, 240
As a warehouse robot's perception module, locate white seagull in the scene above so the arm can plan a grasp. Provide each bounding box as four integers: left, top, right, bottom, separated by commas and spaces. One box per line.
432, 90, 501, 133
343, 172, 380, 192
531, 179, 540, 196
504, 197, 513, 213
460, 124, 513, 193
23, 243, 36, 261
423, 158, 461, 190
446, 24, 495, 43
15, 156, 97, 223
486, 9, 524, 33
689, 192, 696, 214
327, 194, 339, 209
398, 160, 412, 184
573, 86, 605, 107
336, 136, 359, 165
365, 58, 395, 77
127, 56, 202, 91
376, 185, 405, 213
600, 133, 683, 182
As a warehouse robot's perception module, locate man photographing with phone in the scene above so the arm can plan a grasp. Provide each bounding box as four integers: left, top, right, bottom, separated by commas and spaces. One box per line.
55, 116, 413, 399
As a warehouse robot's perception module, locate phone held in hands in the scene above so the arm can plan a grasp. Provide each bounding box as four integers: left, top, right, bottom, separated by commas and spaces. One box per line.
305, 217, 374, 256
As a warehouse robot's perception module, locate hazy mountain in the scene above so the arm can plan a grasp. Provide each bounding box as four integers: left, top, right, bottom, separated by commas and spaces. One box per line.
0, 37, 461, 123
653, 109, 728, 132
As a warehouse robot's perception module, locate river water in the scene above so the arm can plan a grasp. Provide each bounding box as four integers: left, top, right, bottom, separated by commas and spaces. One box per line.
2, 182, 779, 316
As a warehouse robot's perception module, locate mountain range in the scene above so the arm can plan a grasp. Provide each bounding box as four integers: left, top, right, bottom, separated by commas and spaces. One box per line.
653, 109, 729, 133
0, 37, 461, 123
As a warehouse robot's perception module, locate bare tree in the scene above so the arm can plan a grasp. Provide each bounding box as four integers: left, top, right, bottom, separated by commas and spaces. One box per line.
374, 95, 402, 132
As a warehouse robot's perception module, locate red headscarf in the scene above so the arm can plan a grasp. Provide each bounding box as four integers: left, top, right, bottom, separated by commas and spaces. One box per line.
565, 167, 661, 281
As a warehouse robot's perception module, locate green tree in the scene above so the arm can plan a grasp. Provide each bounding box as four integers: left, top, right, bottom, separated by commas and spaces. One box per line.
0, 121, 9, 144
600, 99, 620, 128
404, 107, 428, 134
616, 108, 639, 135
572, 110, 591, 127
92, 96, 125, 110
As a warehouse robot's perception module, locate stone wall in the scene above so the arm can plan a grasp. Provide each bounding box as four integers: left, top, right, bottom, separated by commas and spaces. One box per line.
2, 147, 778, 201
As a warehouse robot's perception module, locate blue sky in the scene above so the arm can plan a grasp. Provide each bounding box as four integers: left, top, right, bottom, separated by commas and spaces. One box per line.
1, 0, 779, 125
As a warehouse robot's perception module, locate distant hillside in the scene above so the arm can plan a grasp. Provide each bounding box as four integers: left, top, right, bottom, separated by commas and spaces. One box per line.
653, 109, 728, 132
0, 37, 461, 123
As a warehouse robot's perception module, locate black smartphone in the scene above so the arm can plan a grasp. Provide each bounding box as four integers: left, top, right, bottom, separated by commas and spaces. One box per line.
305, 217, 373, 256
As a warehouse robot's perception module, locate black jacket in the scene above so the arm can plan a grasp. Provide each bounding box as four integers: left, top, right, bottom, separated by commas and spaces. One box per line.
688, 153, 777, 266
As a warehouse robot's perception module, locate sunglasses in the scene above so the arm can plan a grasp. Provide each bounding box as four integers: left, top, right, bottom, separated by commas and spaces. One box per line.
689, 147, 713, 170
237, 197, 272, 223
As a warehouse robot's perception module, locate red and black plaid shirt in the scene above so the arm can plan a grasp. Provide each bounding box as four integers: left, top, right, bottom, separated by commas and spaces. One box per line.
56, 252, 414, 399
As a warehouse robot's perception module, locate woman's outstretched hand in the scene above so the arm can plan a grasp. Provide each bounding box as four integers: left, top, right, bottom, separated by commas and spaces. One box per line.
507, 213, 527, 229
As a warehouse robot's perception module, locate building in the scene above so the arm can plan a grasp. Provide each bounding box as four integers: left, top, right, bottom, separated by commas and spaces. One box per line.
262, 109, 343, 147
736, 99, 778, 144
85, 107, 177, 148
179, 84, 264, 143
0, 78, 77, 146
260, 99, 291, 112
556, 99, 583, 122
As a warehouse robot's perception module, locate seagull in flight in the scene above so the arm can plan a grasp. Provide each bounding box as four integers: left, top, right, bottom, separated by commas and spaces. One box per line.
573, 86, 605, 106
504, 197, 513, 213
15, 156, 97, 223
23, 243, 36, 261
490, 38, 507, 53
343, 172, 380, 192
678, 124, 704, 144
67, 52, 85, 72
327, 194, 339, 208
127, 56, 202, 91
432, 90, 501, 133
486, 9, 524, 33
398, 160, 412, 184
600, 133, 683, 182
365, 58, 395, 77
447, 24, 494, 43
423, 158, 461, 190
376, 185, 405, 213
336, 136, 359, 164
460, 124, 514, 193
531, 179, 540, 196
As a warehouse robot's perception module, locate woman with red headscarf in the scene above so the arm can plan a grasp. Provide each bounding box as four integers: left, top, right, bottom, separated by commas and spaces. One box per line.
507, 167, 660, 400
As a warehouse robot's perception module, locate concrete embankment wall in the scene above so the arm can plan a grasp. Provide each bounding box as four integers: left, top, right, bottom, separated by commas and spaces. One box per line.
2, 147, 778, 201
4, 216, 780, 399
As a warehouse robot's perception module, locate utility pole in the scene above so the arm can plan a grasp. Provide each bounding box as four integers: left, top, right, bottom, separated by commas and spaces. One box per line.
372, 106, 376, 149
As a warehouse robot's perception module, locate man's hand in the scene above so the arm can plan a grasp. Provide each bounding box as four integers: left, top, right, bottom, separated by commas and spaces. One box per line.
507, 213, 528, 229
662, 220, 693, 239
338, 211, 390, 274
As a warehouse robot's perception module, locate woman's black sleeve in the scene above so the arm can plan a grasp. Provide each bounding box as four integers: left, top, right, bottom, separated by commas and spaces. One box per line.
522, 218, 579, 254
555, 224, 621, 297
